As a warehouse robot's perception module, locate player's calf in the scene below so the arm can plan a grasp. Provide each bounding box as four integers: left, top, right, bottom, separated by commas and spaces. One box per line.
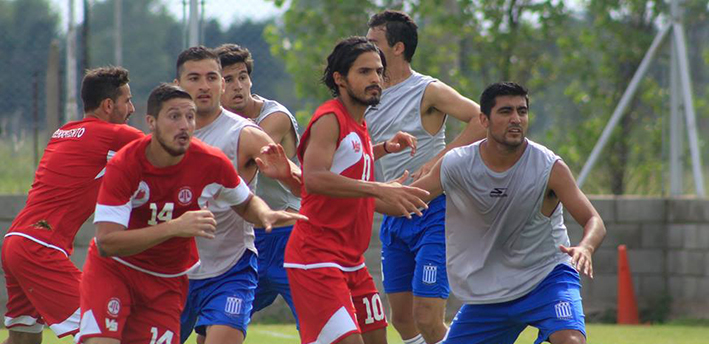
3, 330, 42, 344
413, 297, 447, 344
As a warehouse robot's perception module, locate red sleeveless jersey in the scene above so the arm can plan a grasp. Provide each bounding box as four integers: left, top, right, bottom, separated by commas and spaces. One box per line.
6, 117, 143, 255
90, 135, 252, 277
285, 99, 375, 270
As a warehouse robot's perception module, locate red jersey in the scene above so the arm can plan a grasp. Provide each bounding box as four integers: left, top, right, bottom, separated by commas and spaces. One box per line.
90, 135, 251, 277
285, 99, 375, 270
6, 117, 143, 255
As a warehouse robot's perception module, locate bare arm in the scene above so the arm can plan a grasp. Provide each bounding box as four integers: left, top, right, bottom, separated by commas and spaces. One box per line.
412, 82, 486, 180
231, 193, 308, 232
375, 157, 444, 216
303, 113, 429, 217
95, 209, 217, 257
372, 131, 417, 161
549, 160, 606, 278
257, 111, 295, 155
240, 126, 302, 196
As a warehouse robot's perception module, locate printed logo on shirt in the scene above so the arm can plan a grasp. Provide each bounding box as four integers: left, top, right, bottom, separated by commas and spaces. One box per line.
554, 301, 573, 320
351, 140, 362, 153
177, 186, 193, 206
225, 296, 243, 315
107, 297, 121, 317
489, 188, 508, 198
422, 264, 437, 285
131, 181, 150, 208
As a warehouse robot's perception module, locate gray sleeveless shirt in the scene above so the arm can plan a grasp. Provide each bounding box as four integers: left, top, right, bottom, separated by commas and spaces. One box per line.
188, 109, 258, 279
253, 95, 301, 212
439, 139, 572, 304
365, 71, 445, 183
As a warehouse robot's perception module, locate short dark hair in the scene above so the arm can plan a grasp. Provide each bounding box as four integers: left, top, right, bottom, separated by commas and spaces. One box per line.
147, 83, 193, 118
175, 46, 221, 79
480, 82, 529, 117
81, 66, 129, 113
368, 10, 418, 62
214, 43, 254, 75
322, 36, 386, 97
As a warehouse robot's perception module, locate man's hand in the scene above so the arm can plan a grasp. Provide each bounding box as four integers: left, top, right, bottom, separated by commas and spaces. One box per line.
170, 209, 217, 239
258, 210, 309, 233
385, 131, 417, 156
256, 143, 292, 180
560, 244, 595, 278
375, 171, 429, 219
411, 159, 436, 181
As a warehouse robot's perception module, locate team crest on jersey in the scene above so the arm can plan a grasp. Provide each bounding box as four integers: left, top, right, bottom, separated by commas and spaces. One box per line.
107, 297, 121, 317
489, 188, 508, 198
177, 186, 193, 206
554, 301, 573, 319
225, 296, 243, 315
422, 264, 437, 285
131, 181, 150, 208
351, 140, 362, 153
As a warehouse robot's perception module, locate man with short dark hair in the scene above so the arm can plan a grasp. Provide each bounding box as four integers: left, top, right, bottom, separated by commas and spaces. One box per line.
174, 46, 303, 344
365, 10, 486, 344
1, 67, 144, 343
214, 43, 302, 326
76, 83, 304, 344
285, 36, 429, 344
380, 82, 605, 344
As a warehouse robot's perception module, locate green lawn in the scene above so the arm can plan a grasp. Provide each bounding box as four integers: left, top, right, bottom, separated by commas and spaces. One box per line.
2, 323, 709, 344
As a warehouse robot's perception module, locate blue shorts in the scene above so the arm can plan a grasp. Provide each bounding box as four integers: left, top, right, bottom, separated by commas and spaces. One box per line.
252, 225, 298, 325
180, 250, 258, 343
380, 194, 449, 298
444, 264, 586, 344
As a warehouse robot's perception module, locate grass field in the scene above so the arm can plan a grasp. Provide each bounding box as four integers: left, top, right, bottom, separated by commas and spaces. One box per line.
3, 323, 709, 344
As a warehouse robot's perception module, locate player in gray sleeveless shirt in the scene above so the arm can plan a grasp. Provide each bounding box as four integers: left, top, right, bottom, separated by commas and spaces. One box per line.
379, 82, 606, 344
365, 10, 486, 344
215, 44, 303, 327
175, 46, 305, 344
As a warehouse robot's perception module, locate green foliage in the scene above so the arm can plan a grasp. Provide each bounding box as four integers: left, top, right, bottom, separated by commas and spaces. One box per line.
89, 0, 184, 111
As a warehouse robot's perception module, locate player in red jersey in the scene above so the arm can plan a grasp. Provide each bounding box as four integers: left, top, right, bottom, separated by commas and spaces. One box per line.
1, 67, 143, 343
78, 84, 307, 344
75, 84, 306, 344
284, 36, 429, 344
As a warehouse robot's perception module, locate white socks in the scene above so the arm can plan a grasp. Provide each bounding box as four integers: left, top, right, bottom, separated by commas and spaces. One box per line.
403, 334, 426, 344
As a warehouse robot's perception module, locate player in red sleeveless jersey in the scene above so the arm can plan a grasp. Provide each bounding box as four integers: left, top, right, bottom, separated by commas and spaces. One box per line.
1, 67, 143, 342
284, 37, 429, 344
75, 84, 306, 344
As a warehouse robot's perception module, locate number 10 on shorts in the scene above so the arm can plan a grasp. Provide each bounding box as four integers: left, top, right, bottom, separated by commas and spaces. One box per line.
362, 294, 385, 325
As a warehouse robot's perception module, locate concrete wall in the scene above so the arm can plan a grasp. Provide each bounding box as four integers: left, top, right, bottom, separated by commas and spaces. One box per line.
1, 196, 708, 327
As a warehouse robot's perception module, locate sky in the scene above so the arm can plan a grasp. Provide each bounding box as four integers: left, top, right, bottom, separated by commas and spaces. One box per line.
50, 0, 286, 29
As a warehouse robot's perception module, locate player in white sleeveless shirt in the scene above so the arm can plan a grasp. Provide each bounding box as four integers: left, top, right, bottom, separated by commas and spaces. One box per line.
379, 82, 606, 344
365, 10, 486, 344
214, 44, 302, 327
174, 46, 304, 344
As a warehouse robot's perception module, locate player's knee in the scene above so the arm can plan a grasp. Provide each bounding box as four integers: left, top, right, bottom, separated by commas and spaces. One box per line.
412, 304, 444, 331
389, 307, 416, 329
549, 330, 586, 344
6, 330, 42, 344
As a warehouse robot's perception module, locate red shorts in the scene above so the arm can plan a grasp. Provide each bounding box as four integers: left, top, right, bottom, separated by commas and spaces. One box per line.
77, 245, 187, 344
287, 266, 387, 344
1, 234, 81, 337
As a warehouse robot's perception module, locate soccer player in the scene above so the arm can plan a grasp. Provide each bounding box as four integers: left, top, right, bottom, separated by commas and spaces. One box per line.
380, 82, 606, 344
285, 36, 429, 344
215, 43, 302, 324
174, 46, 303, 344
1, 67, 143, 342
75, 84, 305, 344
365, 10, 486, 344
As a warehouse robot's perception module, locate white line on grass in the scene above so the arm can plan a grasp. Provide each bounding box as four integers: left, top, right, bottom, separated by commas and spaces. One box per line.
252, 330, 298, 339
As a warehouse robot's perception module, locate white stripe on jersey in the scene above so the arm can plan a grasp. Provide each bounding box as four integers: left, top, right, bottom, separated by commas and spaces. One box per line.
94, 150, 116, 180
330, 132, 364, 175
199, 178, 251, 210
94, 201, 131, 227
3, 232, 69, 257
